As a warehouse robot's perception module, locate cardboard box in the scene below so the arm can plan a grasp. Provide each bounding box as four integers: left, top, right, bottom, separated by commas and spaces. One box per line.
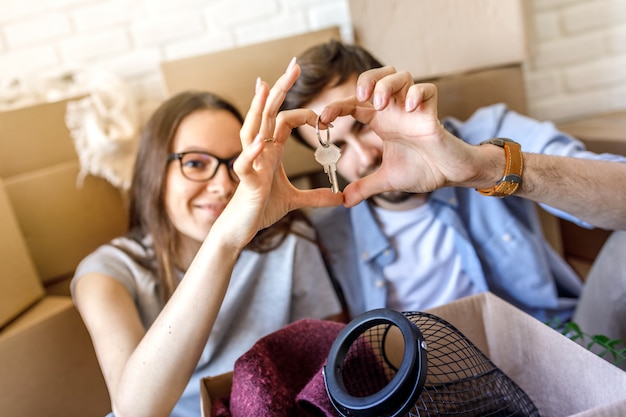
0, 96, 128, 288
0, 98, 118, 416
430, 64, 528, 121
348, 0, 529, 80
4, 160, 128, 285
0, 178, 44, 328
427, 293, 626, 417
160, 27, 342, 179
200, 292, 626, 416
557, 111, 626, 157
0, 97, 80, 178
0, 296, 110, 417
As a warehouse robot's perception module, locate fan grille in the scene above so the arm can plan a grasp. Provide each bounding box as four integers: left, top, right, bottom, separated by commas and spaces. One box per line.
330, 310, 541, 417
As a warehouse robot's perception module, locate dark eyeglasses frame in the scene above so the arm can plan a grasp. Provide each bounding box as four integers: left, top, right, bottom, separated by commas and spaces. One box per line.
167, 151, 239, 182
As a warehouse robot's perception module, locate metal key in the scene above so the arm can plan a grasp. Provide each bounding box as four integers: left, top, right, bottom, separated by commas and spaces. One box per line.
314, 115, 341, 193
315, 142, 341, 193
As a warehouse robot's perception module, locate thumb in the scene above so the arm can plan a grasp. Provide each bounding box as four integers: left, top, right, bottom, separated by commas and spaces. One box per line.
342, 172, 389, 208
291, 188, 344, 210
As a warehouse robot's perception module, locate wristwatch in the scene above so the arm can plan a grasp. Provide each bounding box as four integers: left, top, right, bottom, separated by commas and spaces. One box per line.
476, 138, 523, 197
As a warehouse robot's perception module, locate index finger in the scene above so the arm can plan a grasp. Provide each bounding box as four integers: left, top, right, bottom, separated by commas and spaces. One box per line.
258, 58, 301, 140
361, 69, 414, 111
240, 58, 300, 146
318, 96, 377, 128
355, 66, 398, 102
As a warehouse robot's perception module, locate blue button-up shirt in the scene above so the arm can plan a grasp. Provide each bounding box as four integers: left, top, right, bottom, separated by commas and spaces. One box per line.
312, 104, 626, 323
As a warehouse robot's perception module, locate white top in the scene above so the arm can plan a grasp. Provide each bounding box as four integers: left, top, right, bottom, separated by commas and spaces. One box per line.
71, 221, 342, 417
373, 203, 478, 312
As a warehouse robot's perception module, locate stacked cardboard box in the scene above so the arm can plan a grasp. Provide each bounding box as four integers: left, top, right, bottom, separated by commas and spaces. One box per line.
0, 98, 128, 417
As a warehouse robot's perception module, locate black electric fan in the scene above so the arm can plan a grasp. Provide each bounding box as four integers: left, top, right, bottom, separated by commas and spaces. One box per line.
324, 308, 541, 417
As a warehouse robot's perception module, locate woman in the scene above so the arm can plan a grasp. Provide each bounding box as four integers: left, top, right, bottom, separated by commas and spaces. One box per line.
71, 59, 343, 417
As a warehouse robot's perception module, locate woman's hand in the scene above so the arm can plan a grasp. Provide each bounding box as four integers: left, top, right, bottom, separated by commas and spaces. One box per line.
213, 58, 343, 249
319, 66, 480, 208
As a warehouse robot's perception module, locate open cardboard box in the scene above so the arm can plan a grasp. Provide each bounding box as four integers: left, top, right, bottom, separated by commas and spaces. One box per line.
0, 178, 111, 417
0, 96, 124, 416
0, 296, 110, 417
200, 292, 626, 417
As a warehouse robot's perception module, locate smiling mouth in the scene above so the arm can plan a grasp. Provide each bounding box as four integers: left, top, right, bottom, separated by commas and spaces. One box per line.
195, 202, 227, 216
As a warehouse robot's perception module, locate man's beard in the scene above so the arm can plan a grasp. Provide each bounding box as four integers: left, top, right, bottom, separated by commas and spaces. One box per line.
375, 190, 415, 204
360, 162, 414, 204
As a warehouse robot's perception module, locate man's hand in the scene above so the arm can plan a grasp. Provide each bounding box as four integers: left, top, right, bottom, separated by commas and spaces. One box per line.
318, 66, 481, 207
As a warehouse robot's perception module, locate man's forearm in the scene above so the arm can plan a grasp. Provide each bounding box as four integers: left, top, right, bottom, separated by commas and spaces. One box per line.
516, 153, 626, 230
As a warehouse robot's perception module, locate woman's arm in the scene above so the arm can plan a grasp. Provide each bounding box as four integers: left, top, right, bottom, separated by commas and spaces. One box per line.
74, 238, 241, 417
74, 60, 343, 417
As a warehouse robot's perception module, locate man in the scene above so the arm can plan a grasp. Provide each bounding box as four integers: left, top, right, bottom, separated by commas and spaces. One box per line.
280, 40, 626, 324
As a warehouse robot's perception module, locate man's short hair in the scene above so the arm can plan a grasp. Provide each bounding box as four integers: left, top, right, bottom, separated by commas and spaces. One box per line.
281, 40, 384, 145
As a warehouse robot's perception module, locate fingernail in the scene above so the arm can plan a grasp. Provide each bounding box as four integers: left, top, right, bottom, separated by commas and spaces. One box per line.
405, 98, 416, 111
255, 77, 261, 93
356, 86, 366, 101
373, 94, 383, 110
286, 57, 296, 72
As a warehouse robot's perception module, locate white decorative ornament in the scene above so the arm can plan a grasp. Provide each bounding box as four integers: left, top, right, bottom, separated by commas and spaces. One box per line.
64, 69, 139, 191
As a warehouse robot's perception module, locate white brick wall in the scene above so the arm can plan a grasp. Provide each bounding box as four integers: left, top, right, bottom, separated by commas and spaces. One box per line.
0, 0, 352, 118
0, 0, 624, 123
526, 0, 626, 121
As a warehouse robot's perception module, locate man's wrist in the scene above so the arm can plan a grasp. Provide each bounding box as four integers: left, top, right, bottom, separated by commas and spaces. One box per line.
474, 142, 508, 188
475, 138, 524, 197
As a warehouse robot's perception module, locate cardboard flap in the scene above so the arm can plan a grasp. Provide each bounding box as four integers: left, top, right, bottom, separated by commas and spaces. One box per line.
557, 111, 626, 156
4, 161, 128, 283
481, 293, 626, 417
0, 179, 44, 328
200, 372, 233, 416
572, 398, 626, 417
0, 296, 110, 417
429, 293, 626, 416
0, 97, 81, 178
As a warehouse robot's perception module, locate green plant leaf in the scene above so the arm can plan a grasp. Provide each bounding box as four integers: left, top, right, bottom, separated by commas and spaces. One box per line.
548, 321, 626, 366
563, 321, 584, 340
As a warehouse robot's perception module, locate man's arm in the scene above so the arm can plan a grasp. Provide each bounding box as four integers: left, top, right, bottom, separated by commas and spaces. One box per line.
465, 141, 626, 230
517, 153, 626, 230
321, 66, 626, 230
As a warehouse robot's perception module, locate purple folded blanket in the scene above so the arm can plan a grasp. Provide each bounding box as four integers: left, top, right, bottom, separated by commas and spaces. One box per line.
212, 319, 346, 417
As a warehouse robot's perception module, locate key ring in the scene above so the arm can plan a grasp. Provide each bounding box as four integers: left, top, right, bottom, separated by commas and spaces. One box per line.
316, 114, 332, 148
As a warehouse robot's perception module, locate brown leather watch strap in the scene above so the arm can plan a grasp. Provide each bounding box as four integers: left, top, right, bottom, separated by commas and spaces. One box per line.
476, 138, 523, 197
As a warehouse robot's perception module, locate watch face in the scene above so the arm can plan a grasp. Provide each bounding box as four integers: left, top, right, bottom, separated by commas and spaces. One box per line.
479, 138, 518, 147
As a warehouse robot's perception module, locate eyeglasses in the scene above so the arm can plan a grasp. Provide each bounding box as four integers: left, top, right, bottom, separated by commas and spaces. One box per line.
167, 151, 239, 182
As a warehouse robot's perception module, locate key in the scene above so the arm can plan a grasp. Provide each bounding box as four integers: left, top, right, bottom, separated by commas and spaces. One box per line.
314, 114, 341, 193
315, 142, 341, 193
315, 115, 341, 193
